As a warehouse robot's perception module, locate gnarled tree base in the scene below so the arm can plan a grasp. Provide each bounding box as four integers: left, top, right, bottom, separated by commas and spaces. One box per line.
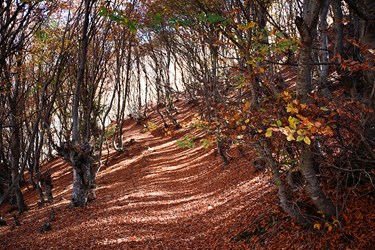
56, 142, 97, 207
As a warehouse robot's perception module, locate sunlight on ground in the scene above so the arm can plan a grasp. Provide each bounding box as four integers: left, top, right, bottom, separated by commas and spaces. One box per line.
100, 234, 163, 245
95, 176, 271, 246
1, 103, 274, 248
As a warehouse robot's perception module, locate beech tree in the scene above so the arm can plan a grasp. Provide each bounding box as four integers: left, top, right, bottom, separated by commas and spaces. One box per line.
0, 0, 373, 227
0, 0, 42, 212
54, 0, 102, 207
146, 0, 374, 225
295, 0, 335, 221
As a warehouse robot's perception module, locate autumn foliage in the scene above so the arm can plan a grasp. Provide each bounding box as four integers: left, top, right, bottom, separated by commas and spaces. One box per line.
0, 0, 375, 249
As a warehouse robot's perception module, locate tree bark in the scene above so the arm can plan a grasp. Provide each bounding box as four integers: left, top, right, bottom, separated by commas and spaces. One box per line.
360, 0, 375, 104
72, 0, 92, 144
318, 0, 330, 86
57, 142, 95, 207
9, 95, 27, 213
70, 0, 96, 207
331, 0, 344, 58
295, 0, 336, 218
261, 142, 309, 225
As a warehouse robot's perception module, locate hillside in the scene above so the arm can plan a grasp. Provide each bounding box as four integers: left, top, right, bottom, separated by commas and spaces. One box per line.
0, 99, 374, 249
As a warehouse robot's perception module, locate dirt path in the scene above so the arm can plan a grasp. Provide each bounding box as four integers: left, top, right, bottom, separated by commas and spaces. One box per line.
0, 101, 274, 249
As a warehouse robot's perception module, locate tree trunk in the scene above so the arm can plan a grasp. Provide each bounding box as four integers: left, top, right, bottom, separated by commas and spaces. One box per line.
136, 50, 142, 119
71, 170, 88, 207
72, 0, 92, 144
70, 0, 96, 207
57, 142, 96, 207
9, 98, 27, 213
332, 0, 344, 58
295, 0, 336, 218
360, 0, 375, 105
318, 0, 330, 86
299, 144, 335, 216
261, 142, 309, 225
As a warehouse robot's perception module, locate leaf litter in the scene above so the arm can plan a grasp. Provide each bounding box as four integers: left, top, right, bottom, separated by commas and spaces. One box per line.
0, 99, 374, 249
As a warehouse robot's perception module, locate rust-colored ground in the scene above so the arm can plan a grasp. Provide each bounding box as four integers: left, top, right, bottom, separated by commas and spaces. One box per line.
0, 99, 374, 249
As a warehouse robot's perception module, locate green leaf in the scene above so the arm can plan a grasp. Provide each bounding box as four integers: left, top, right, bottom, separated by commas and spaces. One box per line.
259, 108, 266, 113
291, 45, 298, 52
98, 6, 108, 17
274, 180, 282, 186
177, 135, 196, 148
200, 138, 214, 149
152, 13, 163, 24
276, 120, 282, 127
35, 29, 49, 42
126, 20, 138, 33
275, 32, 284, 37
296, 135, 304, 142
179, 19, 193, 27
206, 13, 225, 24
109, 12, 125, 23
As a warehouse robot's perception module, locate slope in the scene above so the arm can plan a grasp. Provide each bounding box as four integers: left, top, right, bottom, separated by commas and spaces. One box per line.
0, 98, 373, 249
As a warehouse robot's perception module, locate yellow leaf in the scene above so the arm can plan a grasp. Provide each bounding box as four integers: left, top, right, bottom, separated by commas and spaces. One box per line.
280, 126, 292, 136
286, 103, 299, 114
332, 219, 341, 228
245, 118, 250, 124
246, 60, 256, 67
304, 136, 311, 145
265, 128, 273, 137
297, 129, 304, 135
327, 223, 333, 232
286, 133, 295, 141
247, 21, 256, 29
314, 223, 322, 230
286, 105, 293, 113
288, 116, 299, 130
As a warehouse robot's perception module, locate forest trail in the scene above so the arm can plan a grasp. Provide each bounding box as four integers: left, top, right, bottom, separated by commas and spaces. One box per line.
1, 98, 374, 249
0, 99, 277, 249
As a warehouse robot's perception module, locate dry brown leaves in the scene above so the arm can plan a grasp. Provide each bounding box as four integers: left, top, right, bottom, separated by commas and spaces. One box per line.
0, 99, 374, 249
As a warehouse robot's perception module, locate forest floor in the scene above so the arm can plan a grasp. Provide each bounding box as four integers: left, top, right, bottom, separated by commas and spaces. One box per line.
0, 98, 374, 249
